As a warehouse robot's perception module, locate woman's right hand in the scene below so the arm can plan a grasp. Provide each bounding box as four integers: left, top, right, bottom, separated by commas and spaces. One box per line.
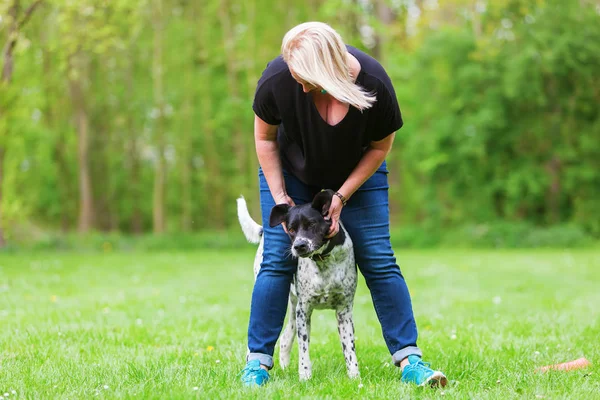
274, 193, 295, 207
274, 193, 295, 233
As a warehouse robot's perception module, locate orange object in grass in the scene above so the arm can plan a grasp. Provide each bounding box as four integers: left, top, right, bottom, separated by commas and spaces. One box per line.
536, 357, 591, 373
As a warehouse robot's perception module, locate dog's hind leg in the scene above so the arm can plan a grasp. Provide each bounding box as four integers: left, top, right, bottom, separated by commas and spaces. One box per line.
279, 297, 296, 369
336, 305, 359, 379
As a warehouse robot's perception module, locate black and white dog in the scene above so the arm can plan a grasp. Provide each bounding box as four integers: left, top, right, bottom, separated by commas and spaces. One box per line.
237, 190, 359, 380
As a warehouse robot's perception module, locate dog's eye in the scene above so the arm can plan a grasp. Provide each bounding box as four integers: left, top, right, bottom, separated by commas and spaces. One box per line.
288, 228, 295, 234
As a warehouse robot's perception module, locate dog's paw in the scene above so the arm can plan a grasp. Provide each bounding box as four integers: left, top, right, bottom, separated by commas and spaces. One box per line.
298, 360, 312, 380
279, 353, 291, 369
299, 370, 312, 381
347, 369, 360, 379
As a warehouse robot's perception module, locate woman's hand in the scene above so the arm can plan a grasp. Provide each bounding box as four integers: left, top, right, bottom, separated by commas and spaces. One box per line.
325, 195, 343, 238
274, 193, 295, 207
274, 193, 295, 233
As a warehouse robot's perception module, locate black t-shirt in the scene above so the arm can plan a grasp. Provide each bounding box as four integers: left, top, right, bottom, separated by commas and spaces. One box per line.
252, 45, 403, 189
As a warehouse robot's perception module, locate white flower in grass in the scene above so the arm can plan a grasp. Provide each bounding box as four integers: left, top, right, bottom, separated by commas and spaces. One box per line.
492, 296, 502, 305
451, 334, 457, 340
11, 392, 16, 396
193, 387, 199, 391
358, 383, 364, 389
103, 385, 109, 390
216, 359, 221, 364
3, 393, 8, 397
1, 396, 4, 400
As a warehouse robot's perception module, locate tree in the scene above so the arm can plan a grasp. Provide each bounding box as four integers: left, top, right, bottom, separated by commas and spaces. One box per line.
0, 0, 44, 245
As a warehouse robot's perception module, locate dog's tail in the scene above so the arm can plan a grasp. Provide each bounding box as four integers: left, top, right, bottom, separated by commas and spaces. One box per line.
237, 196, 263, 244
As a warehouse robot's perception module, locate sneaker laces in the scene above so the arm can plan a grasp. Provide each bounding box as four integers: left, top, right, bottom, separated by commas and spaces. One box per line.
241, 362, 265, 381
408, 358, 432, 373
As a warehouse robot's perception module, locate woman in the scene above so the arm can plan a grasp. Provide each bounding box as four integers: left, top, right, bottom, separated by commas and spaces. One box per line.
241, 21, 447, 388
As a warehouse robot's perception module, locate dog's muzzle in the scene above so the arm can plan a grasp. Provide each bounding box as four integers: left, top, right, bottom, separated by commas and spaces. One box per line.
293, 239, 312, 257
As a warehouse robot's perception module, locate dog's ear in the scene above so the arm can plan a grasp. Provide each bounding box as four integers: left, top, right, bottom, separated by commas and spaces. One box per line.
269, 204, 291, 227
312, 189, 334, 216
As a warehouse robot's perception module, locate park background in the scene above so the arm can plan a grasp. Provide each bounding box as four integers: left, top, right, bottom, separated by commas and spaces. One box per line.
1, 0, 599, 250
1, 1, 600, 399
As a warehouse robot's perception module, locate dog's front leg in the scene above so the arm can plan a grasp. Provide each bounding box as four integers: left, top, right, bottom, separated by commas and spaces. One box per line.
296, 300, 313, 380
336, 305, 359, 378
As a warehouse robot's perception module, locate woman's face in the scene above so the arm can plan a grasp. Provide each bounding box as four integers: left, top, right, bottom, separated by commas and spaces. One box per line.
290, 69, 319, 93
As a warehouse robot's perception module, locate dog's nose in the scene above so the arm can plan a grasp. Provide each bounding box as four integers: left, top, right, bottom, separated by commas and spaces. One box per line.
294, 242, 309, 253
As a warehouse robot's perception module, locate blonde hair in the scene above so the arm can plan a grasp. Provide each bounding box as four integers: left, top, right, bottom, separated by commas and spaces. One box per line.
281, 22, 376, 111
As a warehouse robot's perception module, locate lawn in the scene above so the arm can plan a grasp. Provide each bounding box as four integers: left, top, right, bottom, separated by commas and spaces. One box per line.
0, 248, 599, 399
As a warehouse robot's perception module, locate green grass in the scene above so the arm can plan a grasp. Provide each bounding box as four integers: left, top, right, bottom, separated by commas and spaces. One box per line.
0, 249, 599, 399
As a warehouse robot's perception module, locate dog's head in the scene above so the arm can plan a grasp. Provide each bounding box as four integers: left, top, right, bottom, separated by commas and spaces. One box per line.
269, 190, 334, 258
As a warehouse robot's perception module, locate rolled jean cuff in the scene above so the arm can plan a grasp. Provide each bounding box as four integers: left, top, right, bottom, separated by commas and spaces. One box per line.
392, 346, 422, 366
247, 352, 274, 369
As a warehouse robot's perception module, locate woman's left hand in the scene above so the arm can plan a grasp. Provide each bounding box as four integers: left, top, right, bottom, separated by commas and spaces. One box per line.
325, 196, 343, 238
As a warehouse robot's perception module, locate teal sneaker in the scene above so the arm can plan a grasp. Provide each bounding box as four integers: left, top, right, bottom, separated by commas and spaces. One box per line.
401, 355, 447, 387
241, 360, 270, 387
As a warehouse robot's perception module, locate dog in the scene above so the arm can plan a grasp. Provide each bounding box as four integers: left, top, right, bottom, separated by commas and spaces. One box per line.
237, 190, 359, 380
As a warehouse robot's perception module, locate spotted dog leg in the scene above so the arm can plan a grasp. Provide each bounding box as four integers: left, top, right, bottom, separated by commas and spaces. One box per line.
296, 300, 313, 380
336, 305, 359, 378
279, 297, 296, 369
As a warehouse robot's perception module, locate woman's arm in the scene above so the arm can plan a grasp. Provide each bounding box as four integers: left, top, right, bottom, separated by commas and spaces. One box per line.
326, 132, 395, 237
254, 115, 295, 207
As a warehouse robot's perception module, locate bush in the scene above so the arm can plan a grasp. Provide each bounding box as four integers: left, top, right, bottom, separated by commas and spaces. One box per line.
0, 223, 596, 253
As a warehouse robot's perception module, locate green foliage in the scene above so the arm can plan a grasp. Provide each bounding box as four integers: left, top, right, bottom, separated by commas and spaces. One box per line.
1, 0, 599, 243
2, 223, 595, 253
392, 0, 600, 236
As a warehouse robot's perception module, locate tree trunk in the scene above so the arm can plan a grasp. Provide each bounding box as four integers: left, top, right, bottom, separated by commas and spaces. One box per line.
0, 0, 44, 244
152, 0, 166, 234
104, 106, 118, 231
244, 0, 260, 216
218, 0, 247, 186
125, 54, 143, 234
545, 157, 562, 224
42, 43, 72, 232
180, 65, 193, 232
0, 1, 18, 247
199, 5, 224, 228
68, 54, 95, 233
0, 148, 5, 247
373, 0, 403, 220
373, 0, 395, 61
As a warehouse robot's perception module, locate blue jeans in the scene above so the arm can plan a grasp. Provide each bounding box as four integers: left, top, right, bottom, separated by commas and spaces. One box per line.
247, 162, 421, 368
